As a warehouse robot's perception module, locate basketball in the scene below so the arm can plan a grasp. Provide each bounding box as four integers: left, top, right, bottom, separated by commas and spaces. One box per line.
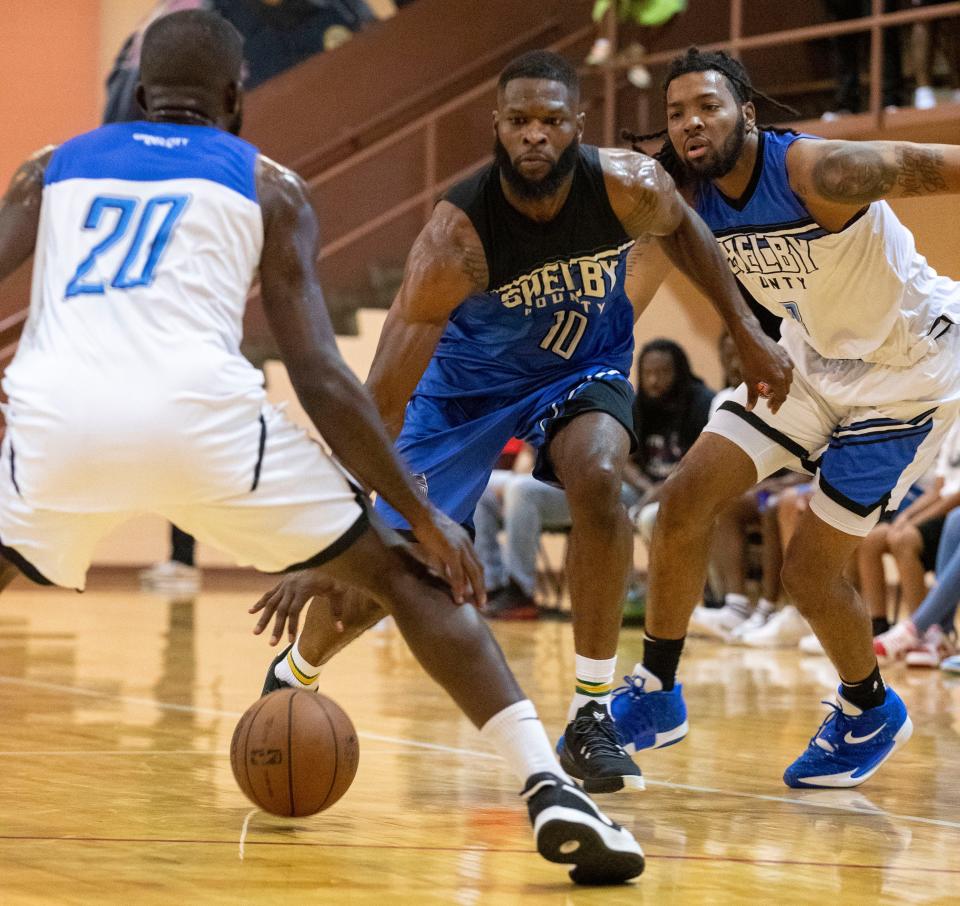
230, 688, 359, 817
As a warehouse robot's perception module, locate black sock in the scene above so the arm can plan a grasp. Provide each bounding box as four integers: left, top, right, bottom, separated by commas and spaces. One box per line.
871, 616, 891, 637
642, 632, 685, 691
170, 526, 196, 567
840, 664, 886, 711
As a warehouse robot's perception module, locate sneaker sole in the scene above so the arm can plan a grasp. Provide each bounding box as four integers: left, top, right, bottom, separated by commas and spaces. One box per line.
536, 813, 645, 885
622, 720, 688, 754
786, 717, 914, 789
558, 751, 645, 794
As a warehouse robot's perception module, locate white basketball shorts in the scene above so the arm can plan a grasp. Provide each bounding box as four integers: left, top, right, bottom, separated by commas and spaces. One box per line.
705, 320, 960, 537
0, 403, 367, 590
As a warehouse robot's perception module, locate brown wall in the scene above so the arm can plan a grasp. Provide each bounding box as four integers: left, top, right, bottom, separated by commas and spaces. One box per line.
0, 3, 102, 187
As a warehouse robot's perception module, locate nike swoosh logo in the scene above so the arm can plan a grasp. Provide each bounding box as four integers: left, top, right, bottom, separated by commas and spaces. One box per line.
844, 724, 886, 744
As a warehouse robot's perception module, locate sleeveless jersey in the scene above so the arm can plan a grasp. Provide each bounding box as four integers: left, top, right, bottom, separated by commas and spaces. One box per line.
2, 121, 266, 509
695, 130, 960, 367
417, 145, 635, 399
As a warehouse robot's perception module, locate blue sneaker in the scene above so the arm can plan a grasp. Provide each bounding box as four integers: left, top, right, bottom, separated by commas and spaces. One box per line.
783, 686, 913, 789
940, 654, 960, 675
609, 664, 689, 754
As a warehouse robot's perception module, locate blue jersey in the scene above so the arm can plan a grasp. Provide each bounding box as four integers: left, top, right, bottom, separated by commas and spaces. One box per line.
417, 145, 635, 399
694, 129, 960, 366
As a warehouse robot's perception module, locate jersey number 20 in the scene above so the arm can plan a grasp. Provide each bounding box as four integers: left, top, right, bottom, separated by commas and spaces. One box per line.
540, 310, 588, 360
65, 194, 189, 298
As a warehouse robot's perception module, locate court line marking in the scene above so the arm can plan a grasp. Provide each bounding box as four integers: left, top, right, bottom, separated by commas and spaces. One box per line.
2, 675, 959, 834
1, 833, 959, 877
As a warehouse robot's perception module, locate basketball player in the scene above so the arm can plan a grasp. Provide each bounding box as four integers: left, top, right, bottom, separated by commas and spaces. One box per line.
0, 10, 646, 884
616, 48, 960, 787
258, 49, 791, 794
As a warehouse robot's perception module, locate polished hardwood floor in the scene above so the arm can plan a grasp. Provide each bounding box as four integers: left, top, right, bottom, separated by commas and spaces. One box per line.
1, 581, 958, 904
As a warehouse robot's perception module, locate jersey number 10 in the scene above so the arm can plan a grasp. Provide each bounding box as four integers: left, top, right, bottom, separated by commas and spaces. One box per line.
540, 310, 588, 360
65, 194, 189, 299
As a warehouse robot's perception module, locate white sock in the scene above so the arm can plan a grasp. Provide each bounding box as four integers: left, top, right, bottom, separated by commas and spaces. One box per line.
274, 637, 322, 690
724, 593, 751, 617
480, 699, 571, 784
567, 653, 617, 720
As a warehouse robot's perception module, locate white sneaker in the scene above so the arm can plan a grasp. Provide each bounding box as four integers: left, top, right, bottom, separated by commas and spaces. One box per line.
740, 605, 811, 648
914, 85, 936, 110
730, 600, 776, 642
904, 625, 957, 668
873, 621, 919, 665
689, 603, 748, 641
138, 560, 201, 595
799, 633, 825, 655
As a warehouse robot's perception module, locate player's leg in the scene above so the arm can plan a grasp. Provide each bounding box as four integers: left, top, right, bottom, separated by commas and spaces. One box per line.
615, 378, 829, 754
309, 520, 645, 883
540, 409, 643, 792
780, 509, 912, 788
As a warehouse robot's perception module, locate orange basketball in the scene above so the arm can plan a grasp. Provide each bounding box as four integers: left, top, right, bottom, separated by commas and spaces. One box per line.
230, 688, 359, 817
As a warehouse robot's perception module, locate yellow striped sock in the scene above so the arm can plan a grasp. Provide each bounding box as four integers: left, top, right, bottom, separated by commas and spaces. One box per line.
576, 678, 615, 698
286, 651, 320, 686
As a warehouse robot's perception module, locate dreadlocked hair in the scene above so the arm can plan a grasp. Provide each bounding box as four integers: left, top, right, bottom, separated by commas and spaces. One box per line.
621, 47, 800, 186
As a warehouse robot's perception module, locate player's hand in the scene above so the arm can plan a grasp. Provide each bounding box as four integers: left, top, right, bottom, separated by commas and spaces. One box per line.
737, 328, 793, 414
249, 569, 338, 646
408, 507, 486, 607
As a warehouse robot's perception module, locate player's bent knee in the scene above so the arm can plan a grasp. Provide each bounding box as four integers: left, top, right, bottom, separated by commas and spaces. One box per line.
564, 458, 622, 514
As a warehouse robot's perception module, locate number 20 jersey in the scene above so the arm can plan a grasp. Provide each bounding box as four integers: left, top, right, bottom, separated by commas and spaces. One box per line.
415, 144, 635, 400
3, 121, 266, 509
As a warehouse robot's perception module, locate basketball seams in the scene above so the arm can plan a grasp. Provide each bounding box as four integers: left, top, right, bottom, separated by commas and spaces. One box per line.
237, 694, 272, 809
317, 697, 339, 811
287, 691, 296, 816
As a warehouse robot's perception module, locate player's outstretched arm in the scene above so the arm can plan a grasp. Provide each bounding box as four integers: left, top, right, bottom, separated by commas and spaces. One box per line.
256, 160, 483, 604
366, 201, 488, 438
790, 139, 960, 209
0, 147, 54, 283
603, 150, 793, 412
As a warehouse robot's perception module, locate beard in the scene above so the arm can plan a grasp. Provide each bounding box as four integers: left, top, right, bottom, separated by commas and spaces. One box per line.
494, 135, 580, 201
683, 111, 747, 181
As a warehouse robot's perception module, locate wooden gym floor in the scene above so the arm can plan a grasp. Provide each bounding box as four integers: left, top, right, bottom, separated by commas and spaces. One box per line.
1, 579, 958, 904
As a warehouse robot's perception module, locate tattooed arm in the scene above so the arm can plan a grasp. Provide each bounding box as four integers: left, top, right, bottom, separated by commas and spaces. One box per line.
789, 139, 960, 221
366, 201, 488, 438
603, 149, 793, 411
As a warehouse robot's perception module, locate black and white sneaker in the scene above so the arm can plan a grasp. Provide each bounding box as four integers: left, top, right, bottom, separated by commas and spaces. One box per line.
521, 772, 645, 885
260, 643, 294, 696
558, 702, 645, 793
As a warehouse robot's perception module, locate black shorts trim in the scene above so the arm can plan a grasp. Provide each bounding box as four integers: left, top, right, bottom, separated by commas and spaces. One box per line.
395, 522, 476, 544
0, 538, 54, 586
817, 474, 890, 519
536, 378, 638, 486
9, 443, 21, 497
718, 400, 821, 474
276, 508, 371, 574
250, 414, 267, 492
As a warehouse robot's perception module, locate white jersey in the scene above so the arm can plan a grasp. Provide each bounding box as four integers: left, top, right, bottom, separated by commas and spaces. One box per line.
3, 121, 267, 510
695, 130, 960, 369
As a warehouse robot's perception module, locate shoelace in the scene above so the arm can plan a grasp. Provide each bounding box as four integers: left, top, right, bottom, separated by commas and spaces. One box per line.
809, 700, 852, 754
611, 674, 647, 701
571, 712, 627, 759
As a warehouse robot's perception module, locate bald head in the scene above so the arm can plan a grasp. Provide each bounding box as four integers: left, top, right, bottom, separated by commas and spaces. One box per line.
141, 9, 243, 90
138, 9, 244, 130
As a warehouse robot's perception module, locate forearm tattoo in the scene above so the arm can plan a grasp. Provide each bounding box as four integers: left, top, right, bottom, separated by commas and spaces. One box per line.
812, 144, 946, 204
